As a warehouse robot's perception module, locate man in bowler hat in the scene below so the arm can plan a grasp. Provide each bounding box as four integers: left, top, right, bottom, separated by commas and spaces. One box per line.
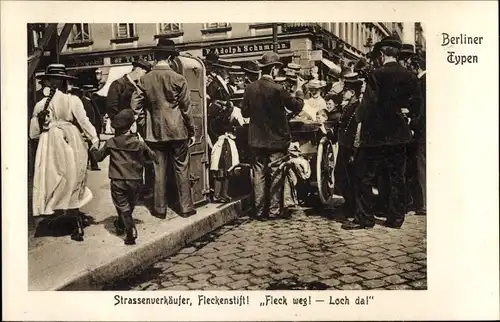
131, 39, 197, 218
344, 36, 422, 230
241, 52, 305, 219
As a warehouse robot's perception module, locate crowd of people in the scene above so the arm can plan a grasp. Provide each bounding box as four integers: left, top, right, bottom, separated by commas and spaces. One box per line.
29, 36, 426, 245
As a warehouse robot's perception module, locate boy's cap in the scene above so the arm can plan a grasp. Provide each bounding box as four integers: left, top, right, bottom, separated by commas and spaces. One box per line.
111, 109, 135, 131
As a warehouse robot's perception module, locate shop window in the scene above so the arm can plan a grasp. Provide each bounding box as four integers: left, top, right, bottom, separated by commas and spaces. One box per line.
111, 23, 138, 44
201, 23, 232, 34
67, 23, 93, 48
155, 23, 184, 39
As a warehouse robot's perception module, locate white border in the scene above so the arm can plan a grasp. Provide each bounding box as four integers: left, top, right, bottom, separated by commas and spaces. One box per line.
2, 1, 499, 320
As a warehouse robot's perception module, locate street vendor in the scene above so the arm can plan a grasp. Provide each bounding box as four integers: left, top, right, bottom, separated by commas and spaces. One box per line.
293, 79, 327, 122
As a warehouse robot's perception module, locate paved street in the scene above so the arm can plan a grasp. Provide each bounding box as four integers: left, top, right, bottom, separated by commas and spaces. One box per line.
106, 210, 426, 291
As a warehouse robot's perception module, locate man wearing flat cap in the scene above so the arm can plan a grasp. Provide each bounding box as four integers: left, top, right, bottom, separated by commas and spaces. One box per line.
131, 38, 197, 219
346, 36, 422, 230
241, 52, 305, 220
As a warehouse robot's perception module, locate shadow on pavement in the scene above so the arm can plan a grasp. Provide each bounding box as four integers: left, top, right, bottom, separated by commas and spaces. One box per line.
33, 212, 97, 238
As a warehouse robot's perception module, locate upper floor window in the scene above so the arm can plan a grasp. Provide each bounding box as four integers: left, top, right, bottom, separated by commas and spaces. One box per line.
201, 23, 232, 35
159, 23, 182, 34
115, 23, 136, 39
70, 23, 91, 43
205, 23, 229, 29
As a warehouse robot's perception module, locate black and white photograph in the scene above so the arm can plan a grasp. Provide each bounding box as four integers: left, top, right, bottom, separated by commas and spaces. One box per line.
27, 21, 428, 292
2, 0, 499, 320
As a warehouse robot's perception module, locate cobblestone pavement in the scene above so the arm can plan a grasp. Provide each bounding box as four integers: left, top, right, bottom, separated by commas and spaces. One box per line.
106, 210, 427, 290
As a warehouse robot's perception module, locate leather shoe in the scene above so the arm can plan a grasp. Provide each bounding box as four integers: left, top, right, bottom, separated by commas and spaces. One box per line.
151, 210, 166, 219
113, 219, 125, 235
179, 209, 196, 218
341, 221, 374, 230
384, 221, 403, 229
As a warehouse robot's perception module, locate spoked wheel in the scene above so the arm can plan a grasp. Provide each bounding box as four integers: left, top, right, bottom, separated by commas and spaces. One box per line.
316, 136, 339, 205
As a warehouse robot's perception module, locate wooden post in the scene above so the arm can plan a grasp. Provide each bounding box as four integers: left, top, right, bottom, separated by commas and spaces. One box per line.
272, 23, 279, 53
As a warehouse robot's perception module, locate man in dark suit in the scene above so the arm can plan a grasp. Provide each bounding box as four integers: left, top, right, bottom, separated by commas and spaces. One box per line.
241, 52, 304, 219
106, 59, 152, 122
131, 39, 196, 219
344, 36, 422, 230
107, 59, 153, 197
409, 53, 426, 216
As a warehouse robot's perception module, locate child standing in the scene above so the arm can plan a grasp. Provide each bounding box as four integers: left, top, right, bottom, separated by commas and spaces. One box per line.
91, 109, 158, 245
282, 142, 311, 211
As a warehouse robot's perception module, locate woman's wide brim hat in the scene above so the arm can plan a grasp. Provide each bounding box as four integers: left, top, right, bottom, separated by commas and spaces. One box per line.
36, 64, 77, 80
373, 36, 403, 53
287, 63, 301, 71
155, 38, 180, 57
307, 79, 326, 89
258, 52, 283, 67
241, 61, 261, 74
229, 65, 245, 75
111, 109, 136, 130
212, 58, 232, 69
132, 59, 153, 71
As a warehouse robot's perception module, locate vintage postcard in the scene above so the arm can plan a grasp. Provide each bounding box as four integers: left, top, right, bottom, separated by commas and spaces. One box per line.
2, 1, 499, 321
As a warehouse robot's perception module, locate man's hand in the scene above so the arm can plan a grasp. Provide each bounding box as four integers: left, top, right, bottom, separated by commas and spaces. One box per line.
91, 140, 100, 150
188, 136, 196, 147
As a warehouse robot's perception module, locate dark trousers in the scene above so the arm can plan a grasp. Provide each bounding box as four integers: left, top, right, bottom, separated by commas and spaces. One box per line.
355, 145, 407, 227
415, 139, 426, 211
111, 179, 141, 230
149, 140, 194, 215
251, 148, 286, 218
374, 168, 390, 215
334, 145, 356, 217
142, 161, 154, 196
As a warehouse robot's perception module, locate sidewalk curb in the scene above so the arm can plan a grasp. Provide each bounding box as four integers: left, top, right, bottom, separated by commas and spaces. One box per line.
56, 196, 251, 291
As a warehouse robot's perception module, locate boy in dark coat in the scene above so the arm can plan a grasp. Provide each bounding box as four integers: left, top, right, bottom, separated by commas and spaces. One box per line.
91, 109, 158, 245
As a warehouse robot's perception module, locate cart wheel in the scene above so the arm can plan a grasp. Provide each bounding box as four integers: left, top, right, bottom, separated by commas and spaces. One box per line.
316, 136, 339, 205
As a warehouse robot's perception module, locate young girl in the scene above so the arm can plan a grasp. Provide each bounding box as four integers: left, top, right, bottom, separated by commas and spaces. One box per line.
209, 91, 242, 203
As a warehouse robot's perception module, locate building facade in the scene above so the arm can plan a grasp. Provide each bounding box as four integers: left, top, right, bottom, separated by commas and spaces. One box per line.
33, 22, 420, 82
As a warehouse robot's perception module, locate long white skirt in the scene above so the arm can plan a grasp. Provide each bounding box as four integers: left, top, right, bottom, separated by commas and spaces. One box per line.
32, 122, 93, 216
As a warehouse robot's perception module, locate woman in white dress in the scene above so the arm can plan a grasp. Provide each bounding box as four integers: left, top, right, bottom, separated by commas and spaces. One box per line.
29, 64, 99, 241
